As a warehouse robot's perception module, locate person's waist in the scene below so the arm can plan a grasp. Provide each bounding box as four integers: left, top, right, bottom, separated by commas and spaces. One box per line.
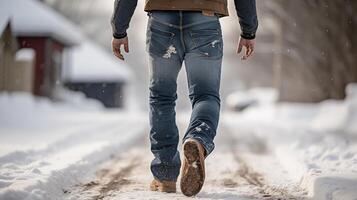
148, 10, 219, 28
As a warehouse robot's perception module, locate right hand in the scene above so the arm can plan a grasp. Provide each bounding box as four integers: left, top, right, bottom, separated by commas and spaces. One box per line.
237, 37, 255, 60
112, 36, 129, 60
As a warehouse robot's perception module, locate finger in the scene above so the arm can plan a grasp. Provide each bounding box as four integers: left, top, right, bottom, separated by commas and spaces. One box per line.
116, 51, 124, 60
242, 45, 249, 60
116, 53, 124, 60
247, 46, 254, 58
113, 46, 124, 60
124, 42, 129, 53
113, 47, 120, 58
237, 42, 243, 54
246, 46, 253, 57
112, 42, 119, 54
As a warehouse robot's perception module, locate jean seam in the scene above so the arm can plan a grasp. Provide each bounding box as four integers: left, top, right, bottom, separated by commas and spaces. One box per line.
148, 36, 175, 58
189, 29, 223, 58
151, 16, 180, 29
182, 19, 219, 29
150, 16, 219, 30
179, 11, 186, 53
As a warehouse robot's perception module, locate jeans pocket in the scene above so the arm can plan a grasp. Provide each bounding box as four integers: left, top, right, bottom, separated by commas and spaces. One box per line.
189, 29, 223, 58
146, 26, 175, 58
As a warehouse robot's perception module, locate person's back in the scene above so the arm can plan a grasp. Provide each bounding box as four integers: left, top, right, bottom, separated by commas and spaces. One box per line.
111, 0, 258, 197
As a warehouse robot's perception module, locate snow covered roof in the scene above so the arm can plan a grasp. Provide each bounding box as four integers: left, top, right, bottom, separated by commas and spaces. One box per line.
0, 0, 82, 46
65, 40, 133, 83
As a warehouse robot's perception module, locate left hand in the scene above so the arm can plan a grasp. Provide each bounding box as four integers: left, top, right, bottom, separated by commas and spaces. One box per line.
112, 36, 129, 60
237, 37, 255, 60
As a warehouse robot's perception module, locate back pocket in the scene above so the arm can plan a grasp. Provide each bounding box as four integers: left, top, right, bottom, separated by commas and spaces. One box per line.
146, 27, 175, 58
189, 29, 223, 58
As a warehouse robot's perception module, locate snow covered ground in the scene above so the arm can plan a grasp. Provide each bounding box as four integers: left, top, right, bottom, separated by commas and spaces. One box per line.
0, 92, 147, 200
63, 113, 304, 200
223, 84, 357, 200
1, 85, 357, 200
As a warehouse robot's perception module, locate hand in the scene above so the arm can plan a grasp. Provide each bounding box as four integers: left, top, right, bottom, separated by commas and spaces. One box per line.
237, 37, 255, 60
112, 36, 129, 60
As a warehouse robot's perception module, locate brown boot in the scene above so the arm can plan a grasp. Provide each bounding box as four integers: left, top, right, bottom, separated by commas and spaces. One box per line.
180, 138, 206, 197
150, 179, 176, 193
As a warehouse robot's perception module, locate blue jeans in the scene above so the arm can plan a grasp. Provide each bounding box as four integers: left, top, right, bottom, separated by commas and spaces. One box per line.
146, 11, 223, 182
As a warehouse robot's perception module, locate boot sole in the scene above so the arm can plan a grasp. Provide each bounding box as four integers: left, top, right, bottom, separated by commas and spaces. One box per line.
180, 140, 205, 196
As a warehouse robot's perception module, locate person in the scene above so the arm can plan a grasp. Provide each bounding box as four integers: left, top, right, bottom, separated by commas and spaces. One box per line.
111, 0, 258, 196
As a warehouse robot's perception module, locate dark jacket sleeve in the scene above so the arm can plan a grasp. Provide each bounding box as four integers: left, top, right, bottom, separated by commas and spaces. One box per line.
234, 0, 258, 39
111, 0, 138, 39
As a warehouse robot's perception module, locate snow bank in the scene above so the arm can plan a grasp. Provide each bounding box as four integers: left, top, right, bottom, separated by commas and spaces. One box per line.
226, 87, 278, 111
0, 92, 103, 116
223, 84, 357, 200
0, 93, 146, 200
53, 88, 106, 110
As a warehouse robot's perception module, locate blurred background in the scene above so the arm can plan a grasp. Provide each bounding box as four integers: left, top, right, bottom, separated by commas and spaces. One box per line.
1, 0, 357, 199
1, 0, 356, 110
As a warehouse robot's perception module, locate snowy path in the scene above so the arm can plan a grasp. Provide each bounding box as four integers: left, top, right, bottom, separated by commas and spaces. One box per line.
0, 93, 148, 199
2, 92, 357, 199
65, 118, 306, 200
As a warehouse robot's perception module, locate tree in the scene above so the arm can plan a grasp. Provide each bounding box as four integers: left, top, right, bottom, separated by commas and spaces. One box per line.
263, 0, 357, 102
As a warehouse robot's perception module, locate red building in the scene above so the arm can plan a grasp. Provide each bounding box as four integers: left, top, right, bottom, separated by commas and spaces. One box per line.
1, 0, 81, 98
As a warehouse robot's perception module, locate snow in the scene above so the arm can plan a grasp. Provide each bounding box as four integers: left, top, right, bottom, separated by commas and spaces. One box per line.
0, 92, 146, 200
64, 40, 133, 82
15, 49, 35, 61
2, 83, 357, 199
223, 84, 357, 200
226, 88, 278, 111
0, 0, 82, 46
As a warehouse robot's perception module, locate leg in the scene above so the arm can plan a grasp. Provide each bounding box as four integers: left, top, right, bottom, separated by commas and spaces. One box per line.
147, 14, 184, 182
180, 18, 222, 197
180, 49, 222, 196
183, 20, 223, 156
149, 55, 182, 182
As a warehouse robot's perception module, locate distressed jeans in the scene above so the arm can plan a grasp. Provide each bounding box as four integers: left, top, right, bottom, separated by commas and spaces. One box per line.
146, 11, 223, 182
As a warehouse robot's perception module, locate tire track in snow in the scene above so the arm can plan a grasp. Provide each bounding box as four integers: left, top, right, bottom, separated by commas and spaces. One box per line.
91, 157, 140, 200
65, 137, 147, 200
67, 115, 306, 199
68, 152, 144, 200
232, 150, 301, 199
221, 123, 307, 200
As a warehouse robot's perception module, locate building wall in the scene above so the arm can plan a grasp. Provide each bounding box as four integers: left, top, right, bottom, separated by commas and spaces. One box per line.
66, 82, 124, 108
9, 58, 35, 93
0, 24, 18, 92
18, 37, 46, 95
0, 43, 14, 91
0, 46, 15, 91
47, 40, 64, 97
18, 37, 64, 98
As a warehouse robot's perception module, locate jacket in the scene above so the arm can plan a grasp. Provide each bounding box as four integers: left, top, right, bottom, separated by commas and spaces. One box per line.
111, 0, 258, 40
144, 0, 229, 17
